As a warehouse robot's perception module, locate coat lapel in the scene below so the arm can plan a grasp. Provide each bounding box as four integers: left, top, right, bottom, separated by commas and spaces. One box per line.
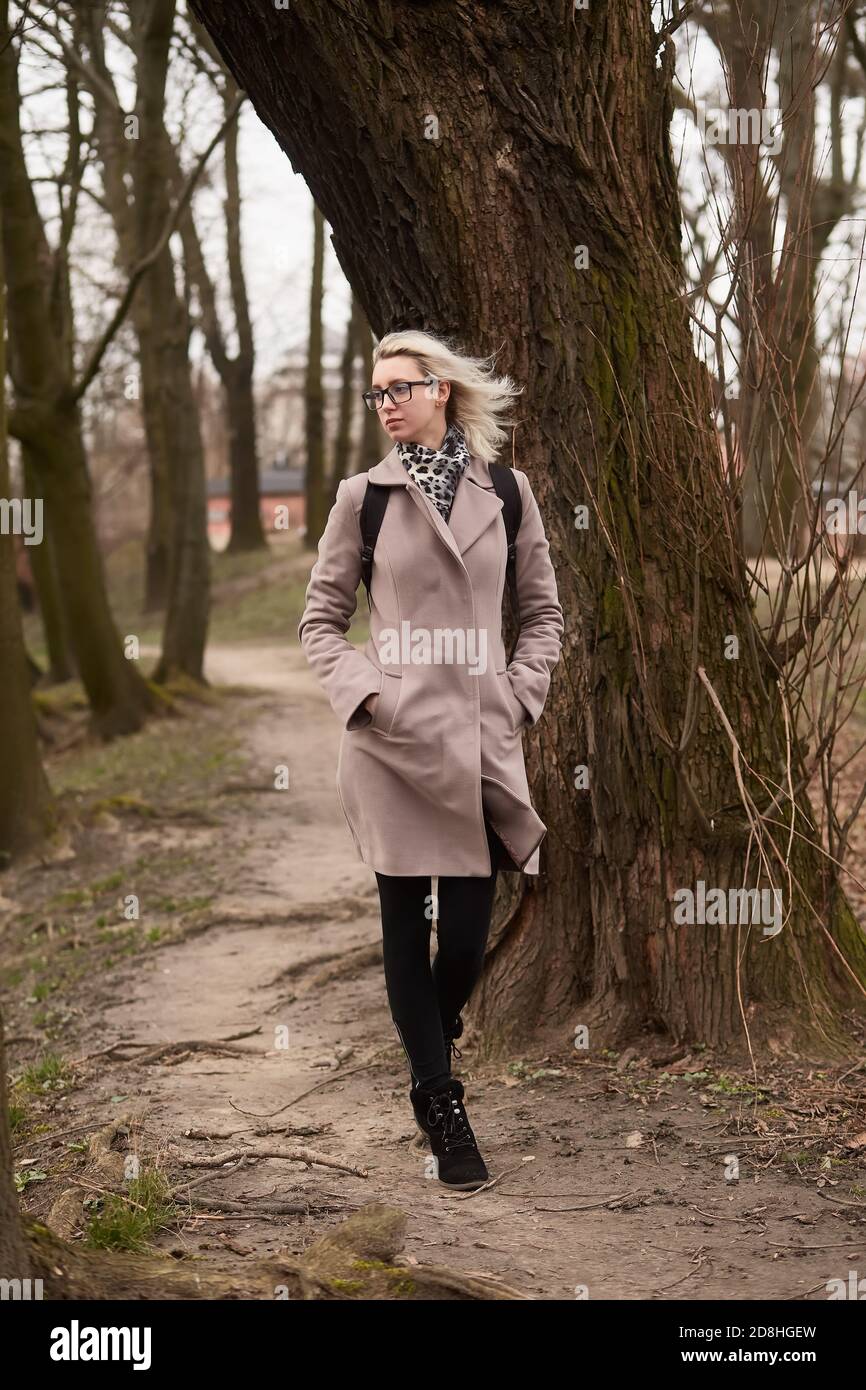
448, 459, 505, 558
365, 445, 504, 564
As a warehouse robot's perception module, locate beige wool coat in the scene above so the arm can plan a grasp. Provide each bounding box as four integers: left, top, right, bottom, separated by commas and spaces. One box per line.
297, 445, 564, 876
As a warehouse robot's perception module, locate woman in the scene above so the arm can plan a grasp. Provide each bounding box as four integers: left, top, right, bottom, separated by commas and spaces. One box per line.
298, 330, 563, 1189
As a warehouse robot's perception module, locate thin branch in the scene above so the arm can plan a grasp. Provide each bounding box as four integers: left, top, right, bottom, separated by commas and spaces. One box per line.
69, 89, 244, 403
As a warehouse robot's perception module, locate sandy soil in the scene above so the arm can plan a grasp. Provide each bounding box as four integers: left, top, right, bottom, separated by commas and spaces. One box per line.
5, 641, 866, 1300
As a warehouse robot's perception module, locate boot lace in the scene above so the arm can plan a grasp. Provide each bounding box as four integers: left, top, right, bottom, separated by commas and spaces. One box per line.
428, 1089, 475, 1152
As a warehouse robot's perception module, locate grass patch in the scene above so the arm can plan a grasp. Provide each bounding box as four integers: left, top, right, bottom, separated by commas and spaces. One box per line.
707, 1073, 767, 1100
32, 685, 90, 716
207, 572, 310, 643
24, 533, 322, 669
84, 1169, 179, 1252
8, 1100, 29, 1136
6, 840, 214, 1018
160, 534, 373, 646
50, 712, 245, 806
17, 1051, 72, 1095
90, 871, 124, 894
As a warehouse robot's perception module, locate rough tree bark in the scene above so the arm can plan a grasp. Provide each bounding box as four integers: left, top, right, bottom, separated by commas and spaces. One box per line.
190, 0, 866, 1054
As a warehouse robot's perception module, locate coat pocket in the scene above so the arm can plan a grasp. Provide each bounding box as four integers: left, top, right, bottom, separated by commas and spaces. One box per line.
498, 670, 527, 733
370, 670, 402, 736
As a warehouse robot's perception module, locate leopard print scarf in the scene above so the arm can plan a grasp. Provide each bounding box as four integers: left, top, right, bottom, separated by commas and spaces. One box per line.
397, 421, 470, 523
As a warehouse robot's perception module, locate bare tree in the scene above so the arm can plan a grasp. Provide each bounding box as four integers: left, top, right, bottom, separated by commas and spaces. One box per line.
0, 0, 153, 735
691, 0, 858, 560
64, 0, 173, 612
126, 0, 211, 681
180, 12, 265, 553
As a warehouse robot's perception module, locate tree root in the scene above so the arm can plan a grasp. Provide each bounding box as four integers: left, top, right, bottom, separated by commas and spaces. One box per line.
23, 1202, 530, 1299
94, 1030, 263, 1065
175, 1144, 367, 1178
47, 1115, 141, 1240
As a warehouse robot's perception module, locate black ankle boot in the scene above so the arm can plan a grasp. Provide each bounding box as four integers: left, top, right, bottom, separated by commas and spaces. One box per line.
409, 1077, 489, 1189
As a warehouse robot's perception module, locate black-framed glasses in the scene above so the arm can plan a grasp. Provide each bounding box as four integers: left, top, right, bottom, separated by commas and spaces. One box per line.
361, 377, 436, 411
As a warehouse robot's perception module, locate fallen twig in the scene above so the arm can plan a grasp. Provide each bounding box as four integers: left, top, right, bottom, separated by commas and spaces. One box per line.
177, 1145, 368, 1178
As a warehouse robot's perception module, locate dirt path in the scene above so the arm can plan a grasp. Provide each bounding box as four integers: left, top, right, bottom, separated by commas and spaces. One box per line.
7, 642, 866, 1300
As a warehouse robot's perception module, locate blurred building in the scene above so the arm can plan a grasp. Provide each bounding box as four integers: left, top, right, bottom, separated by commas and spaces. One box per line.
206, 452, 305, 546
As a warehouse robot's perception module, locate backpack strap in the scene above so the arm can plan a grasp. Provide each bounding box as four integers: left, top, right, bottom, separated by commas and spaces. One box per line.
488, 461, 523, 622
359, 478, 390, 611
359, 463, 523, 621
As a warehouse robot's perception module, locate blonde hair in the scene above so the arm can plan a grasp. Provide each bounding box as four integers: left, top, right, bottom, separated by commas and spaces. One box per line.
372, 329, 523, 463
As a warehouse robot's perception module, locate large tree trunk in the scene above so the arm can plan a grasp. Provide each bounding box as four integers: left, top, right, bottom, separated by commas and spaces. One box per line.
0, 2, 152, 737
141, 344, 172, 612
223, 362, 263, 550
191, 0, 866, 1053
0, 234, 53, 856
21, 448, 75, 683
129, 0, 211, 682
218, 74, 265, 554
76, 1, 172, 611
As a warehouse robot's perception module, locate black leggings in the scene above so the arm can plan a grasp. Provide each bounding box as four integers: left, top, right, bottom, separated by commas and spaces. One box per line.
374, 816, 502, 1090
